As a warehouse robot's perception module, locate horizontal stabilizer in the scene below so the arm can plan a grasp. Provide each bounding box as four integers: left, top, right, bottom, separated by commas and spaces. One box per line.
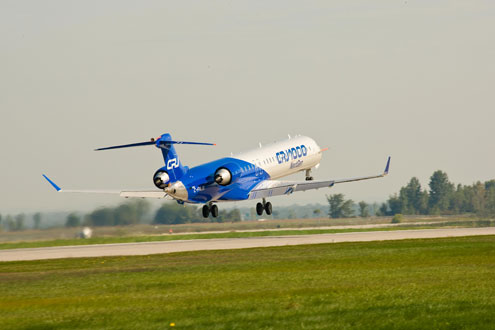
95, 141, 155, 151
95, 135, 215, 151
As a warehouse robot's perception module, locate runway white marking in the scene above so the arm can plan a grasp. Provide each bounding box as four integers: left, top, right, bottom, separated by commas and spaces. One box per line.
1, 227, 494, 262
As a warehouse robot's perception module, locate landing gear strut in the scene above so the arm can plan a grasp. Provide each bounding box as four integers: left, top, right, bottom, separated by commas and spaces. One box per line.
202, 203, 219, 218
305, 169, 314, 181
256, 198, 272, 216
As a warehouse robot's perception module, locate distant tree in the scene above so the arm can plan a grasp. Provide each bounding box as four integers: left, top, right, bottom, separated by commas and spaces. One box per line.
288, 210, 296, 219
358, 201, 369, 217
87, 207, 115, 226
215, 209, 241, 223
154, 203, 198, 224
451, 184, 467, 214
33, 212, 42, 229
485, 180, 495, 190
114, 203, 134, 225
387, 194, 402, 215
110, 200, 150, 225
5, 215, 15, 231
471, 182, 486, 215
375, 202, 390, 217
84, 200, 152, 227
399, 177, 425, 214
131, 199, 151, 223
313, 209, 322, 217
420, 191, 429, 214
327, 194, 354, 218
250, 208, 256, 220
66, 213, 81, 227
428, 170, 454, 213
227, 208, 242, 222
14, 214, 26, 231
485, 184, 495, 216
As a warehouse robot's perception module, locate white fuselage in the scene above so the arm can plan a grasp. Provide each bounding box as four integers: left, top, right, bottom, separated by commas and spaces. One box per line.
235, 135, 322, 179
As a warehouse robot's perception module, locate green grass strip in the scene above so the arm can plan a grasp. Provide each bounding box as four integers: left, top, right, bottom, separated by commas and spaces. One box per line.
0, 236, 494, 329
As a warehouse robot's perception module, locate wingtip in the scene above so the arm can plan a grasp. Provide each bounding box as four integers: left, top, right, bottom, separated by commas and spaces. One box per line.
42, 174, 62, 192
384, 156, 391, 175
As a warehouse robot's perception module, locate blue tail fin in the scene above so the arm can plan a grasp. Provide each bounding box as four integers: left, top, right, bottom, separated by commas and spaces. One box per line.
157, 133, 187, 182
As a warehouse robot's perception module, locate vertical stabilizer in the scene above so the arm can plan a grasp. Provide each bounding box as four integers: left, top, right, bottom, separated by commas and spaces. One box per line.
156, 133, 187, 182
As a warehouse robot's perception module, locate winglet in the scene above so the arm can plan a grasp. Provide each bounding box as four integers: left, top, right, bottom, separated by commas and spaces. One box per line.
42, 174, 61, 192
384, 157, 391, 175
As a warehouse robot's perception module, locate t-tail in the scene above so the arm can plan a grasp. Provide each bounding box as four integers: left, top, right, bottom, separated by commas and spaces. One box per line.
95, 133, 215, 185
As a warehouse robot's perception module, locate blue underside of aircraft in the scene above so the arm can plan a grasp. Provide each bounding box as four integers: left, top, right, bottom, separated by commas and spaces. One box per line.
164, 157, 270, 203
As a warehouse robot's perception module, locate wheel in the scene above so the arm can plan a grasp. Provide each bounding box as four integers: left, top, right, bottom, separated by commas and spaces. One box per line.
256, 202, 264, 216
202, 205, 210, 218
211, 204, 219, 218
264, 202, 272, 215
305, 176, 314, 181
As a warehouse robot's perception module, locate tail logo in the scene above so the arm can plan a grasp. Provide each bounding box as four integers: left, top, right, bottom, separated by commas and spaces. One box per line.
167, 158, 179, 170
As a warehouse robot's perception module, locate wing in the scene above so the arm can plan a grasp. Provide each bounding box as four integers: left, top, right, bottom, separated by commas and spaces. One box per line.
42, 175, 172, 199
248, 157, 390, 199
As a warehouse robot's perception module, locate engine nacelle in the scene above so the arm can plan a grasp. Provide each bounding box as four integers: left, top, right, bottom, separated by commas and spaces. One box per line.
214, 163, 242, 186
215, 168, 232, 185
153, 170, 170, 189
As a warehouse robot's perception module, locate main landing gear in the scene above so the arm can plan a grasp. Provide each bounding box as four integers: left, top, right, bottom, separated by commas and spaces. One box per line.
256, 198, 272, 216
305, 169, 314, 181
202, 203, 218, 218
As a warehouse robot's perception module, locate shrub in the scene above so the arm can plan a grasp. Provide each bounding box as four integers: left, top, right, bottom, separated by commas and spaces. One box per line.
392, 214, 403, 223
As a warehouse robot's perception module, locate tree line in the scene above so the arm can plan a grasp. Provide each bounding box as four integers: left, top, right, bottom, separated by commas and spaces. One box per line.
65, 200, 242, 228
3, 169, 492, 230
0, 201, 242, 231
326, 170, 495, 218
378, 170, 495, 216
0, 213, 43, 231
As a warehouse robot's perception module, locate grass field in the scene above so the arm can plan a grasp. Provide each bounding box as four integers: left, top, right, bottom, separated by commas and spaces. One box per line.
1, 219, 493, 250
1, 236, 494, 329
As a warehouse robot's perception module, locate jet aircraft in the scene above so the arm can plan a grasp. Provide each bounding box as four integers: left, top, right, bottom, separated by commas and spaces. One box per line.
43, 133, 390, 218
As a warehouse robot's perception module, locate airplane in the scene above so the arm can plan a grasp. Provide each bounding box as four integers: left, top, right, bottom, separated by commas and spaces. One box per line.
43, 133, 391, 218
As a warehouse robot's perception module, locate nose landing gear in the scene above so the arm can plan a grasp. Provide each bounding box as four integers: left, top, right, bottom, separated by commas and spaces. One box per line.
256, 198, 272, 216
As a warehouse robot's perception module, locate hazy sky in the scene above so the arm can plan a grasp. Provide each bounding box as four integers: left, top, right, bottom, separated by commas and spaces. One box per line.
1, 1, 494, 213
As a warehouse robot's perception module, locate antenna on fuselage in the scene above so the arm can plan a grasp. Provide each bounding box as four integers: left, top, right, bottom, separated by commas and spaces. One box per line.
288, 134, 291, 139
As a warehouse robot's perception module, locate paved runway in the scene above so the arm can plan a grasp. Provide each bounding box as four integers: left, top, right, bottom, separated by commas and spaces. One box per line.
1, 227, 494, 262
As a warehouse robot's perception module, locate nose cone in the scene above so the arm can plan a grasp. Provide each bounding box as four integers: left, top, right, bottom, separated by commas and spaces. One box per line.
164, 181, 188, 201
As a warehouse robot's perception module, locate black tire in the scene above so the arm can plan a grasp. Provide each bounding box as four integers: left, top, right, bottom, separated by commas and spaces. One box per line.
202, 205, 210, 218
211, 204, 219, 218
265, 202, 272, 215
256, 202, 264, 216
